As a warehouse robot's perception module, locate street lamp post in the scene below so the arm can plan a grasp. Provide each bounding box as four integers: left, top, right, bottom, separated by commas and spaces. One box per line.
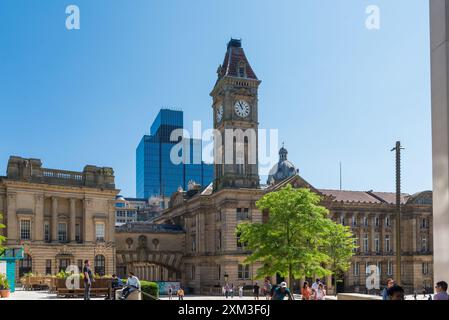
391, 141, 404, 286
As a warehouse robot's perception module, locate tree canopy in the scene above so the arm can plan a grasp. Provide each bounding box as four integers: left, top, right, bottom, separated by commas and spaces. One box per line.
236, 184, 356, 287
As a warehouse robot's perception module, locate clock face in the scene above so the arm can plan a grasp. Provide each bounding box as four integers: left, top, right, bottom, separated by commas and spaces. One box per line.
216, 105, 223, 123
234, 100, 250, 118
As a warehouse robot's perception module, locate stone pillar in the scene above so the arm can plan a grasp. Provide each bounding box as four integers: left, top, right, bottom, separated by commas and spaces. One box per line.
34, 194, 44, 241
70, 199, 76, 242
431, 0, 449, 287
6, 193, 17, 242
83, 199, 93, 243
51, 197, 58, 242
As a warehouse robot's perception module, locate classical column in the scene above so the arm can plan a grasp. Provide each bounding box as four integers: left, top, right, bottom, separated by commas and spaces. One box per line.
34, 194, 44, 241
51, 197, 58, 242
6, 193, 18, 242
430, 0, 449, 289
69, 199, 76, 242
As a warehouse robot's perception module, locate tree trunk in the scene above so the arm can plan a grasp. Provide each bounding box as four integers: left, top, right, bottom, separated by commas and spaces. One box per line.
288, 264, 293, 292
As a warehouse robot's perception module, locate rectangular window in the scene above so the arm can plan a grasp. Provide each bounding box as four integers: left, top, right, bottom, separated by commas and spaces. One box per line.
191, 235, 196, 252
375, 217, 380, 227
237, 208, 250, 221
352, 217, 357, 227
191, 265, 196, 280
75, 223, 81, 242
95, 223, 105, 242
353, 238, 358, 253
363, 217, 369, 227
422, 262, 429, 275
45, 259, 52, 275
236, 233, 247, 250
20, 220, 31, 240
421, 236, 427, 252
363, 234, 369, 253
44, 223, 50, 242
387, 261, 393, 276
354, 262, 359, 276
375, 234, 380, 253
385, 235, 391, 252
58, 223, 67, 242
340, 216, 345, 226
376, 261, 382, 275
365, 261, 371, 275
238, 264, 250, 280
77, 260, 83, 273
385, 216, 391, 227
59, 259, 70, 272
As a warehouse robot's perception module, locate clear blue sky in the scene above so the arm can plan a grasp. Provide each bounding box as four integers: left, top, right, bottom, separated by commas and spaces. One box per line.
0, 0, 431, 196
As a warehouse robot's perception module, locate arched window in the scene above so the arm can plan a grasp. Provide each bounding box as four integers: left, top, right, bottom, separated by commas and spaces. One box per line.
19, 254, 32, 277
94, 255, 106, 276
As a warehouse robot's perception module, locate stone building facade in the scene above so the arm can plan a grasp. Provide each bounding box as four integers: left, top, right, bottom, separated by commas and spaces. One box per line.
148, 39, 433, 295
0, 156, 119, 278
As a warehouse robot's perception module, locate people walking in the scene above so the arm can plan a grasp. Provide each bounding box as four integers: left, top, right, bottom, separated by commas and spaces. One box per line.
230, 284, 234, 299
271, 282, 294, 300
224, 283, 230, 299
177, 287, 185, 300
382, 278, 395, 300
238, 285, 244, 298
311, 278, 320, 295
168, 286, 174, 300
434, 281, 449, 300
253, 282, 260, 300
301, 281, 312, 300
313, 283, 326, 300
82, 260, 93, 300
264, 280, 272, 300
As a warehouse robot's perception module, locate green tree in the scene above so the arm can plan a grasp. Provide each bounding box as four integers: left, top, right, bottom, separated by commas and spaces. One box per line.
0, 213, 6, 252
322, 221, 357, 294
237, 185, 332, 287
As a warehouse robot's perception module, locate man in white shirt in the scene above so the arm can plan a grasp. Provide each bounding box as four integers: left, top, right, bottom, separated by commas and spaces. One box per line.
311, 278, 321, 293
121, 272, 141, 300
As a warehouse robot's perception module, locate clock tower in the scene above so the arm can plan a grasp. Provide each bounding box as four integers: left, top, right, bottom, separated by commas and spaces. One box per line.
211, 39, 261, 190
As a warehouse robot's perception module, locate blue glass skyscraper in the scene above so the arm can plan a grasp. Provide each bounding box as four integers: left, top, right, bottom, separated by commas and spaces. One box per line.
136, 109, 214, 201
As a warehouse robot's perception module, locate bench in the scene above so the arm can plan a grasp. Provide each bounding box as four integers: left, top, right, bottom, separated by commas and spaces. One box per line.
57, 287, 110, 298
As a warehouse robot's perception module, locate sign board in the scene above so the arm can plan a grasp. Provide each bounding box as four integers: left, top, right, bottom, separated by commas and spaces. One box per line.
157, 281, 181, 295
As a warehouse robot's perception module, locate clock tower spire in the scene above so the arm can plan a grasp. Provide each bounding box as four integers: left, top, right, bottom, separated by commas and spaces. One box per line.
211, 39, 261, 190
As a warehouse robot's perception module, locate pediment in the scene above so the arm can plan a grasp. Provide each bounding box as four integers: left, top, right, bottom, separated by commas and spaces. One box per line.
266, 174, 322, 196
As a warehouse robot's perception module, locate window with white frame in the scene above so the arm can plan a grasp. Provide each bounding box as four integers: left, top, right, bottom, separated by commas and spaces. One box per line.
238, 264, 250, 280
376, 261, 382, 275
375, 234, 380, 253
363, 234, 369, 252
385, 235, 391, 252
421, 236, 427, 252
385, 216, 391, 227
340, 216, 345, 226
58, 223, 67, 242
375, 217, 380, 227
354, 262, 359, 276
363, 217, 369, 227
387, 260, 393, 276
95, 222, 105, 242
365, 261, 371, 275
422, 262, 429, 275
20, 219, 31, 240
352, 216, 357, 227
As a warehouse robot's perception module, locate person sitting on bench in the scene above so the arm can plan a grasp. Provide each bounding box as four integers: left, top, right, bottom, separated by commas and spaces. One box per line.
120, 272, 141, 300
108, 274, 123, 300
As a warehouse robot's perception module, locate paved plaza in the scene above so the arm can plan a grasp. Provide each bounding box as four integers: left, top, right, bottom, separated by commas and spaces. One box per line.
0, 288, 434, 301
